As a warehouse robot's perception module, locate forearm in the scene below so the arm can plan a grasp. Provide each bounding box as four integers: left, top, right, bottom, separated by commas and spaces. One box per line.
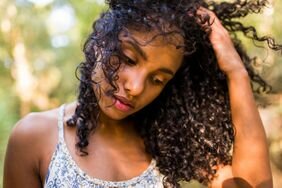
227, 70, 272, 187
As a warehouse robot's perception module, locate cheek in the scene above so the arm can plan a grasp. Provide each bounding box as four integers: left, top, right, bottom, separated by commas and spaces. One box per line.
92, 63, 116, 96
140, 87, 163, 108
91, 74, 110, 103
92, 64, 105, 83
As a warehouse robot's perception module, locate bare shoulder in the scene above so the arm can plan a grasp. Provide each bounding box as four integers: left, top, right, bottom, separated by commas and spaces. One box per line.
3, 106, 61, 188
7, 106, 62, 169
10, 107, 60, 149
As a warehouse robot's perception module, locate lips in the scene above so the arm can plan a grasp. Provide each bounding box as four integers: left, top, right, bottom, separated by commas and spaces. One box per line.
113, 95, 134, 108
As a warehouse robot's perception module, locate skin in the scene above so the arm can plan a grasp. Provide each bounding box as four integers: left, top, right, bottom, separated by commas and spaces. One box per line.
92, 30, 184, 121
198, 8, 272, 188
3, 9, 272, 188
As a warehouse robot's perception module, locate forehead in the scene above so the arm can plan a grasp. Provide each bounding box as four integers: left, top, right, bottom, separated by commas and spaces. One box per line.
119, 29, 184, 74
119, 28, 184, 48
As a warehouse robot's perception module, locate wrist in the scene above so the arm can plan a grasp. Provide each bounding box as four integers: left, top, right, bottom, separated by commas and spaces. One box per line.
226, 68, 249, 83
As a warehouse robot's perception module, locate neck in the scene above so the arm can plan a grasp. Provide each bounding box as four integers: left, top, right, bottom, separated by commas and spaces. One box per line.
95, 112, 140, 143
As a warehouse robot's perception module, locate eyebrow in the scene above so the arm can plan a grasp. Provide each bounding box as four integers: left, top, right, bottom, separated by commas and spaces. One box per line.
123, 39, 147, 60
158, 67, 175, 76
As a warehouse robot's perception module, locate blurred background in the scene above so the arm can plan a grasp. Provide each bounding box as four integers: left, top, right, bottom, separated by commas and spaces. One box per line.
0, 0, 281, 187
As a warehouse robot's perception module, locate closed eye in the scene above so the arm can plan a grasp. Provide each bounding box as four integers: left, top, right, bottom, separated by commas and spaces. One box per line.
151, 76, 165, 85
121, 53, 137, 66
125, 56, 136, 66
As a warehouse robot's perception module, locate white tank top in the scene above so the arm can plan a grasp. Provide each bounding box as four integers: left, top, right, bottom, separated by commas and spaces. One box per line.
44, 105, 166, 187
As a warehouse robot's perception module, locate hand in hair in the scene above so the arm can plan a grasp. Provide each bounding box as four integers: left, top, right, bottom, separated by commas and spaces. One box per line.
197, 7, 273, 188
197, 7, 246, 78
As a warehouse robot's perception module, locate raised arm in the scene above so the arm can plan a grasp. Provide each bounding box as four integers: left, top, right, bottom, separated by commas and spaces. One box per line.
198, 8, 272, 188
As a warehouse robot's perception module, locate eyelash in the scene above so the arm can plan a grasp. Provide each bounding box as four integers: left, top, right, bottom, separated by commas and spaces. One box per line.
151, 77, 164, 85
123, 56, 136, 66
123, 55, 165, 86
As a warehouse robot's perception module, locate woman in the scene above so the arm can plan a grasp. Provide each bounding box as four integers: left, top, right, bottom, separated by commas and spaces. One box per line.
4, 0, 281, 187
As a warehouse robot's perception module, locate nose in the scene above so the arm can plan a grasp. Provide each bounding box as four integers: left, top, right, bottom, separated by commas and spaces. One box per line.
123, 71, 146, 97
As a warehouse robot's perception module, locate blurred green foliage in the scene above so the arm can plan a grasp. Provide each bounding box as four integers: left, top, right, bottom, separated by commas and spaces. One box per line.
0, 0, 281, 187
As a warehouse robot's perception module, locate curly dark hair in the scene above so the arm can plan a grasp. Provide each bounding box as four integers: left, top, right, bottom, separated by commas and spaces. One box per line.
67, 0, 281, 187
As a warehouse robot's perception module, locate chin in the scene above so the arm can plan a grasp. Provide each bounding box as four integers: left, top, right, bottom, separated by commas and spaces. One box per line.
101, 108, 133, 121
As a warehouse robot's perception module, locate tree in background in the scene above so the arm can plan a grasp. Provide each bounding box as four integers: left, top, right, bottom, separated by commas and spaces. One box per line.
0, 0, 104, 187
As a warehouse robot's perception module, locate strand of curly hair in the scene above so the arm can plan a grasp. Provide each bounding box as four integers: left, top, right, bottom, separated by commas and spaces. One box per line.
67, 0, 282, 187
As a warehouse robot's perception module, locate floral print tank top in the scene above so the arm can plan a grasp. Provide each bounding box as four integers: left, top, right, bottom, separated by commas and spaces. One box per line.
44, 105, 166, 187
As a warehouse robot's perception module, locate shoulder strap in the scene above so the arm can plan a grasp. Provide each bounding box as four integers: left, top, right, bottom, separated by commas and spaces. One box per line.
57, 104, 65, 143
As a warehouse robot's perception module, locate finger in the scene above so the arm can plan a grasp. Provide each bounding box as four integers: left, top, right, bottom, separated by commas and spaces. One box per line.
196, 7, 230, 38
193, 7, 217, 33
197, 7, 215, 22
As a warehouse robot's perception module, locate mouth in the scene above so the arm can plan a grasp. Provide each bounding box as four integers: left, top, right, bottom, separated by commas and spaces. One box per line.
114, 95, 134, 107
113, 95, 134, 112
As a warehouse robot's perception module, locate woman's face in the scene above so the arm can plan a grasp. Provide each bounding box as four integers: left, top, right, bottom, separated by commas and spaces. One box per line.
92, 30, 184, 120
